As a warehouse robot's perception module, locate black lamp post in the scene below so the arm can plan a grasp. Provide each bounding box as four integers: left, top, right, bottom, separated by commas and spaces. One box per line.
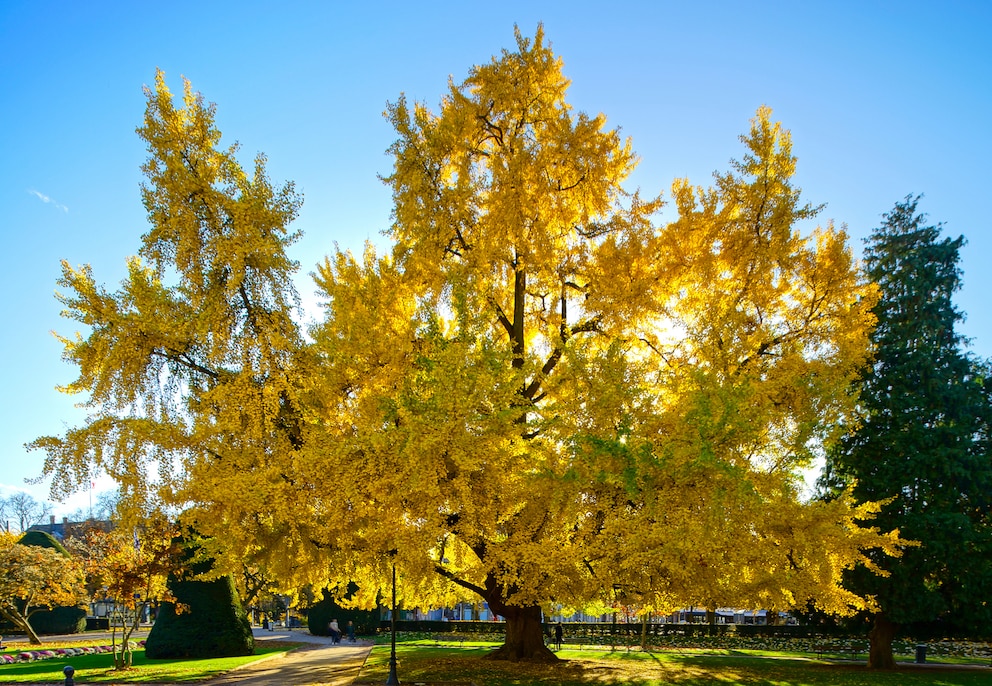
612, 583, 622, 646
385, 560, 399, 685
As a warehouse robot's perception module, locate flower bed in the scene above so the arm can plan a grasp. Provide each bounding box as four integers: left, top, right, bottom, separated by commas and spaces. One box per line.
1, 641, 145, 664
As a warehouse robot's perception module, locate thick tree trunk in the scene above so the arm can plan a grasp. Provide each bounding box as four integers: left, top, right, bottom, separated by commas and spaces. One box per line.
867, 614, 898, 669
486, 604, 558, 662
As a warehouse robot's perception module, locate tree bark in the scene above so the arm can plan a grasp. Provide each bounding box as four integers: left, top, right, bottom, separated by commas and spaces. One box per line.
867, 614, 898, 669
485, 604, 557, 662
0, 608, 42, 645
114, 605, 145, 670
438, 563, 557, 661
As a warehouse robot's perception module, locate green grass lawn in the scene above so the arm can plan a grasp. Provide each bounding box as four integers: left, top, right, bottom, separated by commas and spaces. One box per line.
0, 643, 297, 683
358, 644, 992, 685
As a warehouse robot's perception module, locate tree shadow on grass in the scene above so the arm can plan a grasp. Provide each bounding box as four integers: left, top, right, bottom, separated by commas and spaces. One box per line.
358, 646, 991, 686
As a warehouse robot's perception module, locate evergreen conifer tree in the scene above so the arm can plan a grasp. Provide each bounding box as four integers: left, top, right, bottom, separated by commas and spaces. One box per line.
823, 196, 992, 668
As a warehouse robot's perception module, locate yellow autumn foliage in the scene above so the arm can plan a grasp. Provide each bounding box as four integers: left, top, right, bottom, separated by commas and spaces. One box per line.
31, 28, 900, 657
0, 536, 87, 644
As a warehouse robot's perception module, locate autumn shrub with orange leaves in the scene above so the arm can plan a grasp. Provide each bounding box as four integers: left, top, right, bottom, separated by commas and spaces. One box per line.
64, 514, 179, 669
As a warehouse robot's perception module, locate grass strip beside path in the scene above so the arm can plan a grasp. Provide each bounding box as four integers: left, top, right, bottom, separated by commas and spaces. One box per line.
0, 643, 299, 683
359, 644, 992, 685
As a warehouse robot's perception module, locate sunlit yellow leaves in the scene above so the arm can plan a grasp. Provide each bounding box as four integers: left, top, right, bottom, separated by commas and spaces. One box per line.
383, 26, 654, 334
74, 515, 178, 611
31, 31, 893, 633
0, 537, 87, 644
309, 30, 889, 624
594, 108, 885, 618
30, 68, 310, 584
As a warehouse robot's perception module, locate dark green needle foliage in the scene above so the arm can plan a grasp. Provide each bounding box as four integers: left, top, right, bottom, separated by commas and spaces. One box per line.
822, 195, 992, 668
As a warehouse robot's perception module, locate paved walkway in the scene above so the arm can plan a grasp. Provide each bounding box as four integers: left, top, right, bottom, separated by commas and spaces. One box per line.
204, 628, 373, 686
16, 626, 373, 686
20, 628, 990, 683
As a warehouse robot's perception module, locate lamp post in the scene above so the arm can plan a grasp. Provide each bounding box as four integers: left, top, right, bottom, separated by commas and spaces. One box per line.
385, 560, 399, 685
611, 583, 623, 649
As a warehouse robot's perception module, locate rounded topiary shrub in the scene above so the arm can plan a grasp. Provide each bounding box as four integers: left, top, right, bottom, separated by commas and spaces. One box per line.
145, 531, 253, 659
145, 575, 254, 658
307, 584, 378, 638
18, 530, 71, 555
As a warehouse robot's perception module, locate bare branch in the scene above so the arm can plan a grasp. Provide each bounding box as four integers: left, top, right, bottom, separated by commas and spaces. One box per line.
490, 298, 514, 339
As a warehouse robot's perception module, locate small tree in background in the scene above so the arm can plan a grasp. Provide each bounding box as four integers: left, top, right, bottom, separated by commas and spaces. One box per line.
2, 493, 52, 533
15, 530, 86, 635
72, 514, 179, 669
0, 531, 86, 644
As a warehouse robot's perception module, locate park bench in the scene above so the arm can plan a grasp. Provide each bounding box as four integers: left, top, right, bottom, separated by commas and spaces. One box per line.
431, 633, 468, 647
812, 642, 867, 660
560, 636, 596, 647
545, 634, 609, 649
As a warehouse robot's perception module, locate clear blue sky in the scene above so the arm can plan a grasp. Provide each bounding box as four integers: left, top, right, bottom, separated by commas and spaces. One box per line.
2, 1, 990, 518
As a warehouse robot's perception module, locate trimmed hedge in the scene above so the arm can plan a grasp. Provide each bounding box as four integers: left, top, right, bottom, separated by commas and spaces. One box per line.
307, 585, 379, 637
29, 605, 87, 635
145, 574, 254, 658
372, 620, 872, 641
17, 530, 70, 555
144, 532, 253, 659
382, 619, 505, 636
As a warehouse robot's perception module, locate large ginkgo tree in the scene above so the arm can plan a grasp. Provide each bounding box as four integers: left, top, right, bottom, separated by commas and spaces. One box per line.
33, 27, 898, 662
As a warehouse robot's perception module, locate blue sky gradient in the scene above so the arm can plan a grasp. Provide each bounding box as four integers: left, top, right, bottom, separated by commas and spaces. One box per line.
2, 1, 989, 518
